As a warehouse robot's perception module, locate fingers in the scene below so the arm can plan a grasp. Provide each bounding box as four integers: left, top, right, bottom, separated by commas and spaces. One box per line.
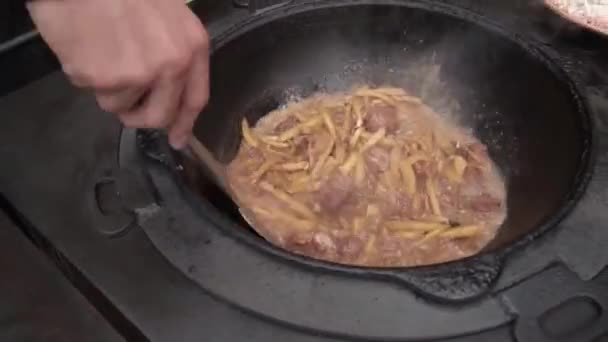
118, 74, 186, 131
95, 87, 148, 113
168, 16, 210, 149
169, 49, 209, 148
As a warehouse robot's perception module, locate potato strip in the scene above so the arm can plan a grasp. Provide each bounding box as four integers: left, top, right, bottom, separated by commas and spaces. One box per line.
405, 153, 430, 165
350, 127, 363, 147
385, 220, 448, 232
361, 128, 386, 152
440, 225, 481, 239
275, 161, 309, 171
400, 161, 417, 195
355, 156, 366, 186
353, 101, 363, 127
279, 115, 323, 141
259, 181, 316, 219
241, 118, 258, 147
426, 178, 442, 216
320, 157, 339, 177
340, 152, 359, 175
342, 104, 353, 136
311, 137, 335, 178
251, 160, 274, 183
417, 227, 449, 244
355, 89, 397, 106
322, 110, 337, 139
259, 135, 290, 148
396, 95, 423, 105
352, 217, 363, 233
366, 204, 380, 217
363, 235, 376, 255
334, 143, 346, 164
396, 231, 422, 239
389, 146, 401, 188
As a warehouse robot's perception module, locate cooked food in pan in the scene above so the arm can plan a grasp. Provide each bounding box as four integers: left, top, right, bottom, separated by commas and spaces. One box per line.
227, 87, 506, 267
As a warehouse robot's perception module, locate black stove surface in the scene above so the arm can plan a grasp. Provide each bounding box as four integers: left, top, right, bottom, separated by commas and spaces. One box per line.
0, 209, 125, 342
1, 1, 608, 341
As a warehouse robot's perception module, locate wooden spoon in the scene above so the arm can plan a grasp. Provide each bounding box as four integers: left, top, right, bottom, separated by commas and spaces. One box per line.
186, 136, 232, 197
185, 136, 257, 227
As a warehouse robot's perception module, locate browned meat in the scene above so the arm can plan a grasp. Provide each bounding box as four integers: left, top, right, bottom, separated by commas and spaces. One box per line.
338, 237, 364, 258
293, 135, 309, 155
289, 232, 314, 245
308, 132, 331, 165
413, 160, 431, 175
364, 147, 390, 173
364, 104, 399, 133
468, 193, 502, 212
313, 232, 337, 252
464, 166, 484, 183
457, 142, 489, 164
468, 142, 489, 159
317, 173, 354, 211
274, 116, 299, 133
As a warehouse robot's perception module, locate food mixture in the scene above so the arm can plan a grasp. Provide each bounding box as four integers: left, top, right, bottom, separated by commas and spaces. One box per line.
227, 87, 506, 267
548, 0, 608, 32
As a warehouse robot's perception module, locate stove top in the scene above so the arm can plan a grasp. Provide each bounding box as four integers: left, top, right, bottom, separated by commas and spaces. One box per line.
1, 1, 608, 341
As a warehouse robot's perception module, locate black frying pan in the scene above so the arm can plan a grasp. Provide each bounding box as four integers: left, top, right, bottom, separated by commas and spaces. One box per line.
193, 2, 591, 255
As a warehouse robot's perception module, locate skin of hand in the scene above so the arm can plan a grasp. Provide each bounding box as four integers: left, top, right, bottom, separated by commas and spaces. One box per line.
26, 0, 210, 149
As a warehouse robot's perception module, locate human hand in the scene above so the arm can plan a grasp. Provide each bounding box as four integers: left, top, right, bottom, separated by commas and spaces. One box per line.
27, 0, 209, 149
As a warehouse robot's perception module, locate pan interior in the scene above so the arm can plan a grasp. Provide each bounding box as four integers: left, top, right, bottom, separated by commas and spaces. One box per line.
186, 4, 589, 261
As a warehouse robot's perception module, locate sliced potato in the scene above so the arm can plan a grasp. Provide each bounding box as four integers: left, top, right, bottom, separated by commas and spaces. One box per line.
441, 225, 481, 239
241, 118, 258, 148
355, 156, 366, 186
399, 161, 416, 195
442, 155, 467, 183
385, 220, 448, 232
426, 178, 442, 216
259, 181, 316, 219
361, 128, 386, 152
389, 146, 401, 188
340, 152, 359, 175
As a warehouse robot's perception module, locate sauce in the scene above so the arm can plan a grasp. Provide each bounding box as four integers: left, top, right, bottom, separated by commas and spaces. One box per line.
227, 87, 506, 267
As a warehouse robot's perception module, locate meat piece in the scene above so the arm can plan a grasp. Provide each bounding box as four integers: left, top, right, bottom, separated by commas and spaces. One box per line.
464, 165, 484, 183
364, 147, 390, 173
457, 142, 489, 164
364, 104, 399, 133
313, 232, 337, 252
377, 237, 403, 260
289, 232, 314, 245
308, 132, 331, 165
293, 135, 309, 155
412, 160, 432, 187
468, 142, 489, 159
381, 191, 410, 218
339, 237, 364, 258
436, 177, 458, 211
274, 116, 299, 133
413, 160, 430, 175
317, 174, 354, 211
469, 193, 502, 212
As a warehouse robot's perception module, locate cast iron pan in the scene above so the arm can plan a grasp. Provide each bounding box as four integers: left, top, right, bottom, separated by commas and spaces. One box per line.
137, 0, 592, 303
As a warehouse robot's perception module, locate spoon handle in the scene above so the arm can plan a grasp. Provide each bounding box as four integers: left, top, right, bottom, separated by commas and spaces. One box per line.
187, 136, 231, 196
